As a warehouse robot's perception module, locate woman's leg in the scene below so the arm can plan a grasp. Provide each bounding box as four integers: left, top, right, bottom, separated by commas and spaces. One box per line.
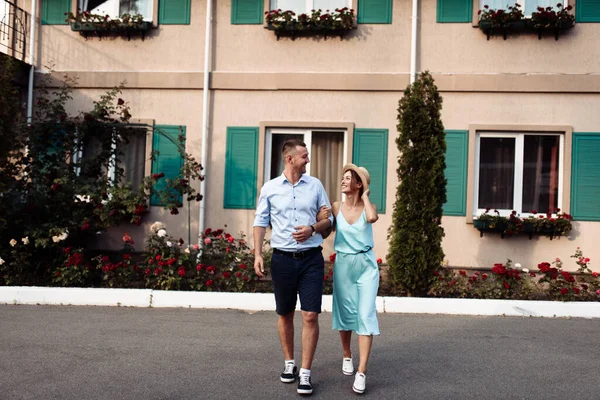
339, 330, 352, 358
357, 334, 373, 374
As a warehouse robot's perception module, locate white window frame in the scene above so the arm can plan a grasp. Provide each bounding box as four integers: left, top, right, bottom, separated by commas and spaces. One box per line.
473, 131, 564, 218
478, 0, 570, 17
77, 0, 154, 21
264, 127, 348, 181
269, 0, 352, 14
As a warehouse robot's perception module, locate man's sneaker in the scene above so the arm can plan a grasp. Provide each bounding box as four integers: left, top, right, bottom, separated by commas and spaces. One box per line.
297, 374, 313, 395
342, 357, 354, 376
280, 363, 297, 383
353, 372, 366, 394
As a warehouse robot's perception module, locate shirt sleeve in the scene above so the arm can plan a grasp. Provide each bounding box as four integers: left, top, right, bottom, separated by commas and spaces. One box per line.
253, 185, 271, 227
316, 181, 334, 226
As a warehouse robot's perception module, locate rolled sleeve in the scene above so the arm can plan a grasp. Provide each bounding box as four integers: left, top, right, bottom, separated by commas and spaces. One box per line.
316, 182, 334, 226
253, 188, 271, 227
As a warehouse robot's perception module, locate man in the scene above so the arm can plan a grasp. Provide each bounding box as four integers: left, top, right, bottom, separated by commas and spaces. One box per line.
253, 139, 333, 396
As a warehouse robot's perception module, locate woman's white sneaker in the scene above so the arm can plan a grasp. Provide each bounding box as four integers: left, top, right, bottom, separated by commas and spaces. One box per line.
342, 357, 354, 376
353, 372, 366, 394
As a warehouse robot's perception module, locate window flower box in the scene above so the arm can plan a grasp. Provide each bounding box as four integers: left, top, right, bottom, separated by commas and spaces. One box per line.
474, 209, 573, 240
66, 12, 153, 41
265, 8, 356, 41
478, 2, 575, 41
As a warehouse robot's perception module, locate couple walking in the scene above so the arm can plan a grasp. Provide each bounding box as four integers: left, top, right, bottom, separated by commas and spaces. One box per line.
253, 139, 380, 395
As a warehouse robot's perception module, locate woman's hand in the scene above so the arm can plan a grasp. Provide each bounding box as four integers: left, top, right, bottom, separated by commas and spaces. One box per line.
316, 205, 331, 221
361, 189, 371, 201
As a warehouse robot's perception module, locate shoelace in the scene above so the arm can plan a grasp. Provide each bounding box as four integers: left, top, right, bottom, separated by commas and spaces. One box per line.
283, 363, 295, 374
299, 375, 310, 385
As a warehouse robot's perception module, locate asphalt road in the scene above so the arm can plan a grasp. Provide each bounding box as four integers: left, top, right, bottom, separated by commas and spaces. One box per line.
1, 305, 599, 400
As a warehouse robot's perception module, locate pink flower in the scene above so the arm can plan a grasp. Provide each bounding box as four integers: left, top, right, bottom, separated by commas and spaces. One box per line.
204, 238, 212, 245
596, 290, 600, 295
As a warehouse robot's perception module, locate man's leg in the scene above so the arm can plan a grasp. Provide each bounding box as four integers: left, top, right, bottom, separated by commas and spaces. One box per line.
278, 311, 295, 360
301, 311, 319, 370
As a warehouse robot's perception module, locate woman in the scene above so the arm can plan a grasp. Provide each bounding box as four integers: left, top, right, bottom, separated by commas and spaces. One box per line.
318, 163, 379, 394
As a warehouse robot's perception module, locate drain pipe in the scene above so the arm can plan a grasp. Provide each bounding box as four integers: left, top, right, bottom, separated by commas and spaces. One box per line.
198, 0, 212, 244
26, 0, 37, 123
410, 0, 418, 83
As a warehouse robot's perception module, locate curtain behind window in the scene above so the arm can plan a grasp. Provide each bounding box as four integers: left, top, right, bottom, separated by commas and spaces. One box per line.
522, 135, 559, 213
479, 137, 515, 210
311, 132, 343, 203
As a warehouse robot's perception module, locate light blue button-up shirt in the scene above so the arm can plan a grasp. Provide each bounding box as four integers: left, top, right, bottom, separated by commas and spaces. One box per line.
254, 173, 333, 251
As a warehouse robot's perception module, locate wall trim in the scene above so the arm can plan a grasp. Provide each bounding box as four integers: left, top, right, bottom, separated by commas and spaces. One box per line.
36, 71, 600, 93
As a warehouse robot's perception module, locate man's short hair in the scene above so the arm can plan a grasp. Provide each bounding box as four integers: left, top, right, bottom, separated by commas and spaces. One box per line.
282, 139, 307, 157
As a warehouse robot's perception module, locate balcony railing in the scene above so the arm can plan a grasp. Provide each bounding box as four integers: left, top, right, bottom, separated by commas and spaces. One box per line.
0, 0, 29, 62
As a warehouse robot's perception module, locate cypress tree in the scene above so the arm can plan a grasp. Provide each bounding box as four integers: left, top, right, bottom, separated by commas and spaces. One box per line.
387, 71, 447, 297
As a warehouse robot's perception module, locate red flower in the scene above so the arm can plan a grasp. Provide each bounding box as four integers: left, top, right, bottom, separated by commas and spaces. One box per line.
573, 287, 580, 294
538, 262, 551, 273
560, 287, 569, 295
503, 281, 510, 289
529, 272, 536, 277
206, 279, 213, 286
329, 253, 336, 263
170, 207, 179, 215
243, 276, 248, 281
80, 222, 91, 231
227, 236, 235, 243
177, 267, 186, 277
55, 271, 61, 277
155, 255, 161, 261
235, 272, 242, 278
123, 254, 131, 260
196, 264, 203, 271
481, 273, 488, 280
324, 275, 328, 281
167, 258, 177, 266
376, 258, 382, 264
459, 270, 467, 276
155, 268, 163, 275
144, 268, 151, 275
239, 263, 247, 270
101, 255, 110, 262
223, 272, 231, 279
593, 272, 599, 277
122, 233, 134, 245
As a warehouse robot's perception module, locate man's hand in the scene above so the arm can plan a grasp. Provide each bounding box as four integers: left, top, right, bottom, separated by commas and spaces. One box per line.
292, 225, 312, 243
254, 254, 265, 278
316, 206, 331, 222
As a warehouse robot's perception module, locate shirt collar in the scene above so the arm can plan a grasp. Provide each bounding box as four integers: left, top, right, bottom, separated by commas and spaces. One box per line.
280, 172, 307, 185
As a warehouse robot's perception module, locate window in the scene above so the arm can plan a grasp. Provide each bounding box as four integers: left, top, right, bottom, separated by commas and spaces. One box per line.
76, 127, 148, 190
474, 132, 564, 217
78, 0, 153, 20
265, 128, 347, 203
269, 0, 352, 14
479, 0, 568, 16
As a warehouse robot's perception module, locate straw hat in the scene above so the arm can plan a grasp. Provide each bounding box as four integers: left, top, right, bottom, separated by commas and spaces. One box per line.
343, 163, 370, 192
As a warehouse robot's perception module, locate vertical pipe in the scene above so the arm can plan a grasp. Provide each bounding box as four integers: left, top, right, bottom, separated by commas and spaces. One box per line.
198, 0, 212, 243
26, 0, 37, 123
410, 0, 418, 84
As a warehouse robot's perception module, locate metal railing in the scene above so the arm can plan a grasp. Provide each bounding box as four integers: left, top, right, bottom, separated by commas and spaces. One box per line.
0, 0, 29, 62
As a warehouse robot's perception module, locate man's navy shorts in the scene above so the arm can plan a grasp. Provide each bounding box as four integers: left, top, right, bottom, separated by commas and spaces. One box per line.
270, 247, 324, 316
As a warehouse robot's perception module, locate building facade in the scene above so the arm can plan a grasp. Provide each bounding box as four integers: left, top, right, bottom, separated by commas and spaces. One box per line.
13, 0, 600, 271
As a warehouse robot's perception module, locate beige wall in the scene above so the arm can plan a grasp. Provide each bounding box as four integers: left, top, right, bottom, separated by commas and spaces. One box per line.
31, 0, 600, 270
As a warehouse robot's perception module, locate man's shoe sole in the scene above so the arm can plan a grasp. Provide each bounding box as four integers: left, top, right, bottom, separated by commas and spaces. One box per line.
280, 376, 296, 383
297, 388, 313, 395
352, 385, 365, 394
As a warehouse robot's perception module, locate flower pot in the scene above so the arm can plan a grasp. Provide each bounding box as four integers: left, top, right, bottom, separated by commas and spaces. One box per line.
473, 220, 509, 237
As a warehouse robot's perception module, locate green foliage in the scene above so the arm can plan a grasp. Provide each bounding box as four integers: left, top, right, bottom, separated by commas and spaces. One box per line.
0, 72, 203, 286
387, 71, 447, 296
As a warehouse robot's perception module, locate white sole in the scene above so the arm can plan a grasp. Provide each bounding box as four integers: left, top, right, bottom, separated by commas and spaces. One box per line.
353, 385, 365, 394
297, 389, 313, 394
343, 370, 354, 376
280, 377, 295, 383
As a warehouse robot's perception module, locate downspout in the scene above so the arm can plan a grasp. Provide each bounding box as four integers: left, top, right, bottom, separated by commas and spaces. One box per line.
26, 0, 37, 123
410, 0, 418, 84
198, 0, 212, 244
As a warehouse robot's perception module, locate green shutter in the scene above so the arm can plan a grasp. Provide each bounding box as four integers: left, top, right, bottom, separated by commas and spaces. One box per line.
576, 0, 600, 22
443, 130, 468, 216
231, 0, 263, 24
42, 0, 70, 25
353, 129, 388, 213
224, 127, 259, 209
159, 0, 191, 24
437, 0, 472, 23
358, 0, 393, 24
571, 133, 600, 221
151, 125, 185, 206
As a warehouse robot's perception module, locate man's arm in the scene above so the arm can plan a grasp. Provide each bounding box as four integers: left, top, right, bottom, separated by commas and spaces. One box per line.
253, 226, 267, 278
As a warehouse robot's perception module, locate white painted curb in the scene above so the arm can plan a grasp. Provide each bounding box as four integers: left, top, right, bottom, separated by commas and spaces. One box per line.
0, 287, 152, 307
1, 287, 599, 318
